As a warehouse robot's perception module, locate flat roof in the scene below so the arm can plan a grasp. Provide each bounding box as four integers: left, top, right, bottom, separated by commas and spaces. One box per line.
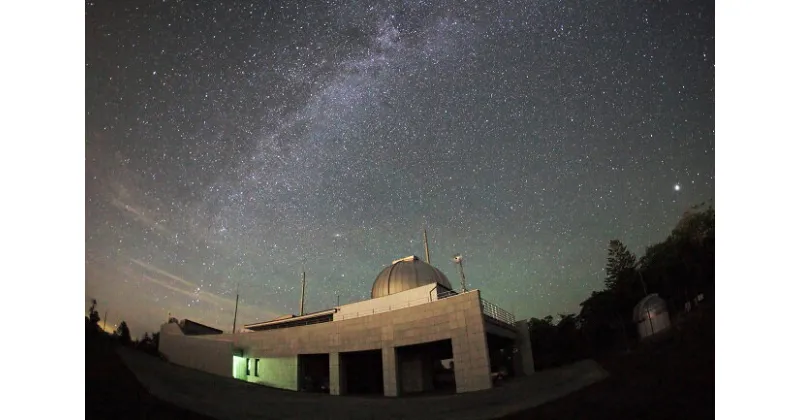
243, 308, 336, 330
180, 319, 223, 334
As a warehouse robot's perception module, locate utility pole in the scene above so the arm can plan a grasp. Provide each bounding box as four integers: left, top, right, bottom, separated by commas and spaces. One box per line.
423, 227, 431, 264
232, 283, 240, 334
637, 270, 648, 296
300, 271, 306, 316
103, 310, 108, 331
634, 263, 655, 337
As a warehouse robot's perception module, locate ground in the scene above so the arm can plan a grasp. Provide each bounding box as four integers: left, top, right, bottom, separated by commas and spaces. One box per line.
85, 305, 713, 419
499, 305, 715, 420
86, 334, 215, 420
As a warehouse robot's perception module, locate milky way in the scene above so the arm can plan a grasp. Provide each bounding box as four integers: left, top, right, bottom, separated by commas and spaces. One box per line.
85, 0, 715, 336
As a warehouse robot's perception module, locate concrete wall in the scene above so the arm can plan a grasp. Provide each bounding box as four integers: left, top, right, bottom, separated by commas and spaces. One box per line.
333, 283, 440, 321
159, 322, 233, 378
329, 352, 344, 395
513, 320, 535, 376
247, 356, 298, 391
235, 290, 493, 395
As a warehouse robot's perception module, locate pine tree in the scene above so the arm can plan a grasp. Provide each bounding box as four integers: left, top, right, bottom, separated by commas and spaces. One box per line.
604, 240, 636, 290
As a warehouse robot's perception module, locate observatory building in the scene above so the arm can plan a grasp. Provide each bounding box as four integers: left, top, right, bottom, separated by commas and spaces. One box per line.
633, 293, 672, 339
158, 255, 534, 397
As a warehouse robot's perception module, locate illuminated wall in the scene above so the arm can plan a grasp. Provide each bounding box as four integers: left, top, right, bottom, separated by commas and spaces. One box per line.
233, 355, 247, 380
245, 356, 298, 391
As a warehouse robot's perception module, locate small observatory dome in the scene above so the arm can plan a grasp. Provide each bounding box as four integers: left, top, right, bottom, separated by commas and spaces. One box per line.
632, 293, 672, 339
371, 255, 453, 299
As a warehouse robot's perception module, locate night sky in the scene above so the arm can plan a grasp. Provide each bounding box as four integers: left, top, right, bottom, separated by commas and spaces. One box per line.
85, 0, 714, 336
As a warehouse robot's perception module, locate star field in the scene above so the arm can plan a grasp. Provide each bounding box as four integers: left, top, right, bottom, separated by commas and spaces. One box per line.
85, 0, 714, 336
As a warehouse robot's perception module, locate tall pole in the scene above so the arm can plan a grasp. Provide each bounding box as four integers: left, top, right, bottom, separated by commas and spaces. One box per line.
232, 283, 239, 334
103, 310, 108, 332
637, 269, 648, 296
423, 227, 431, 264
300, 271, 306, 316
457, 261, 467, 292
453, 254, 467, 292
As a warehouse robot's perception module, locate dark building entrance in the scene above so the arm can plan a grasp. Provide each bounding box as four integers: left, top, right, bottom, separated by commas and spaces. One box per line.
486, 333, 517, 384
297, 353, 330, 393
341, 349, 384, 395
395, 339, 455, 395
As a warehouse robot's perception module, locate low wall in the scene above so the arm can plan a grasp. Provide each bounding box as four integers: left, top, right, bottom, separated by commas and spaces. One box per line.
333, 283, 440, 321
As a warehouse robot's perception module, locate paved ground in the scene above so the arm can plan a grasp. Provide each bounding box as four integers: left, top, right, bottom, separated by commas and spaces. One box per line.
118, 349, 608, 420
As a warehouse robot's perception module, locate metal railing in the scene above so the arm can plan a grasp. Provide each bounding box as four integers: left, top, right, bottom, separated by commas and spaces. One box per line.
240, 289, 516, 330
436, 289, 461, 300
480, 298, 516, 326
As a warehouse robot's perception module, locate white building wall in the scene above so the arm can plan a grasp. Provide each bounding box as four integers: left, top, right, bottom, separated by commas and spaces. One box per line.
158, 322, 233, 378
333, 283, 441, 321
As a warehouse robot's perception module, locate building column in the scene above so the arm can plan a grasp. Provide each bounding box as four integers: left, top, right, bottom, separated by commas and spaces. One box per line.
452, 331, 493, 393
329, 352, 344, 395
382, 346, 399, 397
513, 320, 535, 376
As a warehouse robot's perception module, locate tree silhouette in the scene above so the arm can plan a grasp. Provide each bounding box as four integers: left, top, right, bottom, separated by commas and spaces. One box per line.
604, 240, 637, 290
115, 321, 132, 346
88, 299, 101, 326
526, 202, 715, 368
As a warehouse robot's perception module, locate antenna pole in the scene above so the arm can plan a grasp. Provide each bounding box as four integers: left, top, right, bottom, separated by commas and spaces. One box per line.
300, 271, 306, 316
232, 283, 239, 334
423, 227, 431, 264
457, 260, 467, 292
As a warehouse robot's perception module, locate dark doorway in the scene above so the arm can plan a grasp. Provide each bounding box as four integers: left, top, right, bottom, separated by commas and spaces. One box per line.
486, 333, 516, 384
395, 339, 455, 395
341, 349, 384, 395
298, 353, 330, 393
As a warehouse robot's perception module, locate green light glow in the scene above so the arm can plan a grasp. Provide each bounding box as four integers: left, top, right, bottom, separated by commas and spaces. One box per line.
233, 355, 247, 380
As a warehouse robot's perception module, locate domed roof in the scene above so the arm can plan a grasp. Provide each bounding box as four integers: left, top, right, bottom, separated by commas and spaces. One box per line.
371, 256, 453, 299
632, 294, 668, 322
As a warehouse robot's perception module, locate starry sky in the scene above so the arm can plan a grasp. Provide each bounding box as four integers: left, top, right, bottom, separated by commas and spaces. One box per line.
85, 0, 714, 336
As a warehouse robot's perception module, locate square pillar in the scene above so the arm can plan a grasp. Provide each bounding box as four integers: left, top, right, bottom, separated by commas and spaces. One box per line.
382, 346, 399, 397
513, 320, 535, 376
449, 291, 493, 394
329, 352, 344, 395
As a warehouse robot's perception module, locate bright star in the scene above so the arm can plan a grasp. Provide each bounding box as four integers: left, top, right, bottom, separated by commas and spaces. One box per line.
674, 184, 681, 191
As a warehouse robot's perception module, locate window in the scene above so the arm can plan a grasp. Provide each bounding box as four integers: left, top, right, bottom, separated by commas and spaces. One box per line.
246, 358, 251, 376
254, 359, 260, 377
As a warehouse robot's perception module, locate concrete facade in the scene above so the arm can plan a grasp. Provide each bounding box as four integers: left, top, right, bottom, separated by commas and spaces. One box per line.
159, 287, 534, 397
159, 322, 232, 378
